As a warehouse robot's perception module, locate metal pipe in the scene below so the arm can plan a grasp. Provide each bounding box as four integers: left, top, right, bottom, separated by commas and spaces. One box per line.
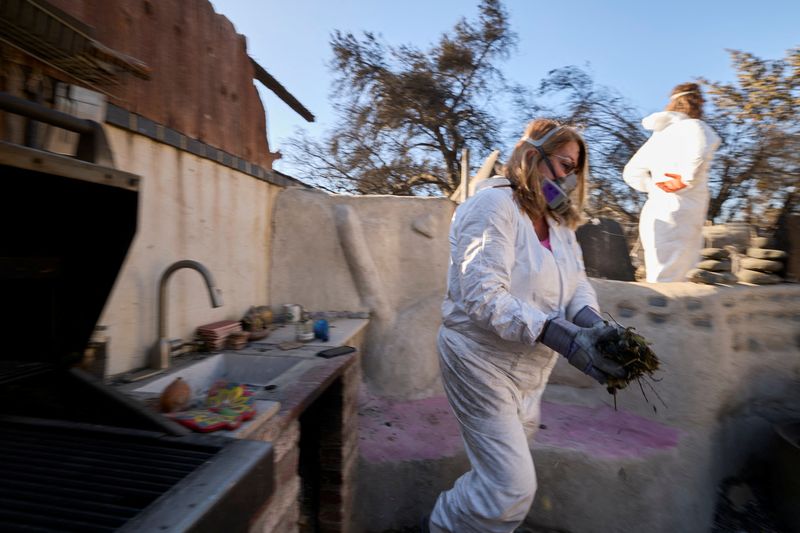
0, 91, 94, 135
0, 90, 115, 166
460, 147, 470, 202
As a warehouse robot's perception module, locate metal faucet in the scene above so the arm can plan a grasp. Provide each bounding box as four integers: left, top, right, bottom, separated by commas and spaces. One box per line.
152, 260, 223, 369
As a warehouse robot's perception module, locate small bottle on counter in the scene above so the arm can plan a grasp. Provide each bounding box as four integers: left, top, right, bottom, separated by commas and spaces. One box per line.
283, 304, 303, 323
313, 319, 329, 342
295, 312, 315, 342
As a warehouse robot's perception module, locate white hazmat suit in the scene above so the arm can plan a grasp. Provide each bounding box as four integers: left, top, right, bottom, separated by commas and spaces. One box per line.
623, 111, 720, 282
430, 177, 598, 533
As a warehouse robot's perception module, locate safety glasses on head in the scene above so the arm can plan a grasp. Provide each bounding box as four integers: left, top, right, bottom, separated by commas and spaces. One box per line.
522, 126, 579, 216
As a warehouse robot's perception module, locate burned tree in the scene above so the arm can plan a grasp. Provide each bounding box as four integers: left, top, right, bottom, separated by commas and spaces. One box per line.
702, 47, 800, 226
286, 0, 516, 195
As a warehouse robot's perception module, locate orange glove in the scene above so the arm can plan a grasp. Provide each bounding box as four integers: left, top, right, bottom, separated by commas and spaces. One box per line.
656, 173, 687, 193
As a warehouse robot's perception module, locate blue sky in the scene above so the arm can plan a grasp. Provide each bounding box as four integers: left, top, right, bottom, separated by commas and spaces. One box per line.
211, 0, 798, 177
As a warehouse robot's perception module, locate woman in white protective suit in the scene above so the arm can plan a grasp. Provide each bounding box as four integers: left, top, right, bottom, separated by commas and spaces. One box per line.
623, 82, 721, 282
426, 120, 628, 533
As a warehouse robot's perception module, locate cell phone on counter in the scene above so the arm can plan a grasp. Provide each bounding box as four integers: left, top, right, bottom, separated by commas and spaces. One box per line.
316, 346, 356, 359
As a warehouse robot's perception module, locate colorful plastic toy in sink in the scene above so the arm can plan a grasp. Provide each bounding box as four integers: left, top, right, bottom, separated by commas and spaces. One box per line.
168, 380, 259, 432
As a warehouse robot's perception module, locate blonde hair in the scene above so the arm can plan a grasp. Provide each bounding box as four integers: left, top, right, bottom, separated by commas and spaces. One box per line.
665, 82, 704, 119
502, 119, 588, 229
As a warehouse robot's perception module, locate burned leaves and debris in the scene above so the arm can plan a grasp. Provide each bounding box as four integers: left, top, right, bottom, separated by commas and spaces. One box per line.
598, 316, 665, 412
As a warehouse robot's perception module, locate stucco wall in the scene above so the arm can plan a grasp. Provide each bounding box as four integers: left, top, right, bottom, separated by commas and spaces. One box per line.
549, 281, 800, 429
101, 125, 281, 375
269, 187, 800, 409
270, 189, 800, 420
269, 188, 455, 399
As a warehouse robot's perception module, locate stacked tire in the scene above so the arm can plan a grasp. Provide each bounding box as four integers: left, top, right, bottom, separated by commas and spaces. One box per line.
736, 237, 787, 285
687, 248, 738, 285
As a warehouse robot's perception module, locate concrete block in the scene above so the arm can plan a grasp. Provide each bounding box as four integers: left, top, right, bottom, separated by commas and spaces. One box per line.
740, 257, 784, 273
528, 433, 715, 533
687, 268, 721, 285
737, 269, 782, 285
746, 248, 788, 260
703, 223, 751, 251
701, 247, 729, 260
696, 259, 731, 272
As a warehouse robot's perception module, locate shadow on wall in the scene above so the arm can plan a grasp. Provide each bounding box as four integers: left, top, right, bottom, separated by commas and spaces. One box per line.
269, 188, 455, 400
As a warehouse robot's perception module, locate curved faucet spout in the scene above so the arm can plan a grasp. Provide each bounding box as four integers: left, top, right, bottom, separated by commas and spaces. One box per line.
154, 260, 223, 369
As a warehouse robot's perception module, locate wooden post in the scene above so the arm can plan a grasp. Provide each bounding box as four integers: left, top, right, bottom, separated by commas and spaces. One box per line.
460, 147, 470, 202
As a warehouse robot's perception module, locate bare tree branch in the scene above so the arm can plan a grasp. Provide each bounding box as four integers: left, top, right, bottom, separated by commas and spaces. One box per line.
285, 0, 514, 195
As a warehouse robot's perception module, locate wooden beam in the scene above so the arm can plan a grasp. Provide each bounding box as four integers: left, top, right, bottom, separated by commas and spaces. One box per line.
250, 58, 315, 123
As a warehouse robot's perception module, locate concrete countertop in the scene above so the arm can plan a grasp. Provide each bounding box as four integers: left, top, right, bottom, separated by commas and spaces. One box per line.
248, 318, 369, 350
230, 318, 369, 438
117, 318, 369, 440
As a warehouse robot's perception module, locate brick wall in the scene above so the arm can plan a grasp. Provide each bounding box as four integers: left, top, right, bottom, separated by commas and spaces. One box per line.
317, 361, 361, 532
249, 355, 361, 533
249, 420, 301, 532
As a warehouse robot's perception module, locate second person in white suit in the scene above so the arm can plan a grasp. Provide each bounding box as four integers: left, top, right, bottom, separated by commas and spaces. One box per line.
623, 82, 721, 282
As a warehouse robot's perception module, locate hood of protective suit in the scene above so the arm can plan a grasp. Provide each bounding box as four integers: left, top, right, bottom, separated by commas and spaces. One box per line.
474, 175, 507, 194
642, 111, 688, 132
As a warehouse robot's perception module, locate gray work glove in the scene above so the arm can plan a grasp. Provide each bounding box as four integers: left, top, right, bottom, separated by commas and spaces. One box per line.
572, 305, 605, 328
573, 305, 627, 338
539, 318, 626, 384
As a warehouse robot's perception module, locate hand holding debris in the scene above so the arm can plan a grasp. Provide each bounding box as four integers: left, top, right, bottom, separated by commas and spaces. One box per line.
595, 320, 661, 400
540, 319, 627, 384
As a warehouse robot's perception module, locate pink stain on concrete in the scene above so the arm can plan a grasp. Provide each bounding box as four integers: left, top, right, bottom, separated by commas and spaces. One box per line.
359, 392, 463, 464
359, 391, 682, 463
536, 402, 682, 459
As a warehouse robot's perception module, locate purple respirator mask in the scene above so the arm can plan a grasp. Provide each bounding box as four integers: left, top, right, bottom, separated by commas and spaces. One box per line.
523, 127, 579, 216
